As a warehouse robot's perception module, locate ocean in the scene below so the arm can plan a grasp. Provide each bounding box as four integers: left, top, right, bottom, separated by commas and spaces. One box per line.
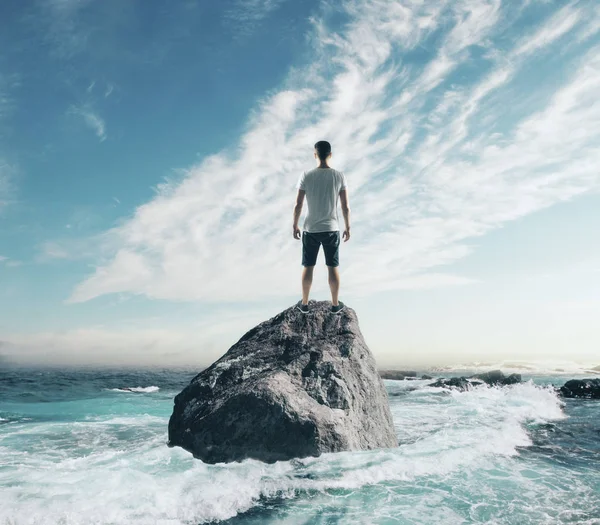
1, 365, 599, 525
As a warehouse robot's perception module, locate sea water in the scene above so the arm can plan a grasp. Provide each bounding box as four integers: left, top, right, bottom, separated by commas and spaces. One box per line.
1, 365, 599, 525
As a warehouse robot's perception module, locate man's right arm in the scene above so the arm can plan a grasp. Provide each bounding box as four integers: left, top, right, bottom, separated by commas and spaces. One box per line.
339, 189, 351, 242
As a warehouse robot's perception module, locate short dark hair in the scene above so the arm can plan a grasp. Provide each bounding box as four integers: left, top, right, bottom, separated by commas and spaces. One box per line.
314, 140, 331, 160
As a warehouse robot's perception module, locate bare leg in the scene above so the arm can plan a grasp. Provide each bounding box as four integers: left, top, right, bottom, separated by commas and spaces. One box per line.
302, 266, 314, 304
327, 266, 340, 306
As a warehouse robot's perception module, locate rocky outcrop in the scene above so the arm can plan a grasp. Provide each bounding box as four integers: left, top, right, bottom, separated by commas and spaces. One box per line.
471, 370, 521, 386
560, 379, 600, 399
428, 370, 522, 391
168, 301, 398, 464
429, 377, 476, 390
379, 370, 417, 380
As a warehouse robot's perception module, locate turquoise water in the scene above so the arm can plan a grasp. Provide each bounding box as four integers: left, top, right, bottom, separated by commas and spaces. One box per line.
1, 366, 599, 524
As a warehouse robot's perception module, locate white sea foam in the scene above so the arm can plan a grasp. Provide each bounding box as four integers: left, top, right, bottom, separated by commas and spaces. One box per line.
0, 382, 571, 525
109, 386, 160, 393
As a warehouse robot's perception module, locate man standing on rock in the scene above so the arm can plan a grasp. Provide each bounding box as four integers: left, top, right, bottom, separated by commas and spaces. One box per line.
293, 141, 351, 314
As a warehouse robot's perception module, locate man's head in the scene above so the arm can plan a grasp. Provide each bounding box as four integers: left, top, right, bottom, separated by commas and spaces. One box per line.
314, 140, 332, 162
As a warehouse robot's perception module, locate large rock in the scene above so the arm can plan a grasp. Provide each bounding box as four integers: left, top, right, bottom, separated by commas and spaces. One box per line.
168, 301, 398, 464
560, 379, 600, 399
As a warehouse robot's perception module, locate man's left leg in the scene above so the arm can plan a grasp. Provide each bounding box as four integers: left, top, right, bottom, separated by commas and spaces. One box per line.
323, 231, 344, 313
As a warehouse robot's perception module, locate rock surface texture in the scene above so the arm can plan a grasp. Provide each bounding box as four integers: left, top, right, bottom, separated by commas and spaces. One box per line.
168, 301, 398, 464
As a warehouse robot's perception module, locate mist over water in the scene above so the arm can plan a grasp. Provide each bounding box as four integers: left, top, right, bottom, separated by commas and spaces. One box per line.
1, 366, 599, 524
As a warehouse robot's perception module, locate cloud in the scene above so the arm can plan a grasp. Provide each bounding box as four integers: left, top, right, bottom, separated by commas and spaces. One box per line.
0, 308, 274, 367
0, 329, 207, 367
69, 0, 600, 304
0, 256, 21, 267
512, 5, 581, 58
223, 0, 290, 40
70, 105, 106, 141
0, 73, 20, 210
39, 241, 71, 260
41, 0, 97, 59
0, 161, 16, 210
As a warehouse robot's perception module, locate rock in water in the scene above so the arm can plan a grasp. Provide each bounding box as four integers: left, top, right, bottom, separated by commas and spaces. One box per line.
379, 370, 417, 380
428, 377, 476, 390
470, 370, 522, 386
168, 301, 398, 464
428, 371, 522, 391
560, 379, 600, 399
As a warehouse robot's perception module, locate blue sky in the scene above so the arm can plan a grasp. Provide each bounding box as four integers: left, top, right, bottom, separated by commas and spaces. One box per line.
0, 0, 599, 368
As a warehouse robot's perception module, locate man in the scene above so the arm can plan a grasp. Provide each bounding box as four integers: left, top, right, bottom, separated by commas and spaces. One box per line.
293, 140, 351, 314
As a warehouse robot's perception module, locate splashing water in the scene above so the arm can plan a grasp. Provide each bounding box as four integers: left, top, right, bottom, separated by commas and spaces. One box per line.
0, 367, 599, 524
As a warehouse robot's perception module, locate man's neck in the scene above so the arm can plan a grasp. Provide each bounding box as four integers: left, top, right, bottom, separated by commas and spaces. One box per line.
317, 164, 331, 169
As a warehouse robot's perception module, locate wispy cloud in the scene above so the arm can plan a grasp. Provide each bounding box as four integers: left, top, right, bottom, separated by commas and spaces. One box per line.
0, 256, 22, 267
0, 161, 16, 210
70, 105, 106, 142
41, 0, 96, 59
224, 0, 289, 39
39, 241, 71, 260
0, 72, 19, 210
69, 0, 600, 304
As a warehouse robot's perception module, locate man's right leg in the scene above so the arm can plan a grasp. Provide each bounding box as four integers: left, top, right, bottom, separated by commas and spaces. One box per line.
301, 232, 319, 306
302, 266, 315, 304
327, 265, 340, 306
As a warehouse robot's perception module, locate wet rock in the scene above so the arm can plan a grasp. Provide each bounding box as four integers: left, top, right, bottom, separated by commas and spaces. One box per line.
427, 370, 521, 391
428, 377, 477, 390
470, 370, 522, 386
379, 370, 417, 380
168, 301, 397, 464
560, 379, 600, 399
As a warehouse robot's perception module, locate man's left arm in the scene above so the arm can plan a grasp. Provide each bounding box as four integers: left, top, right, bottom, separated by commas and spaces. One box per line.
293, 190, 305, 239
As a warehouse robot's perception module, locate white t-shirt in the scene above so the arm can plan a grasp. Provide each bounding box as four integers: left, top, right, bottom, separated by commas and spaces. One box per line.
296, 167, 348, 233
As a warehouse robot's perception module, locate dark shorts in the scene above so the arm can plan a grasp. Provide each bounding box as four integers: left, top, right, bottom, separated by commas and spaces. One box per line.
302, 231, 340, 267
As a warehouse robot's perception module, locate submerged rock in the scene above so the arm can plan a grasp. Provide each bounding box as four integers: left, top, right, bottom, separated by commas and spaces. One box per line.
428, 371, 521, 391
470, 370, 522, 386
168, 301, 398, 464
560, 379, 600, 399
428, 377, 477, 390
379, 370, 417, 380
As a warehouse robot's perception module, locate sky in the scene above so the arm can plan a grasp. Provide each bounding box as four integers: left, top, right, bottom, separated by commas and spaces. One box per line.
0, 0, 599, 369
